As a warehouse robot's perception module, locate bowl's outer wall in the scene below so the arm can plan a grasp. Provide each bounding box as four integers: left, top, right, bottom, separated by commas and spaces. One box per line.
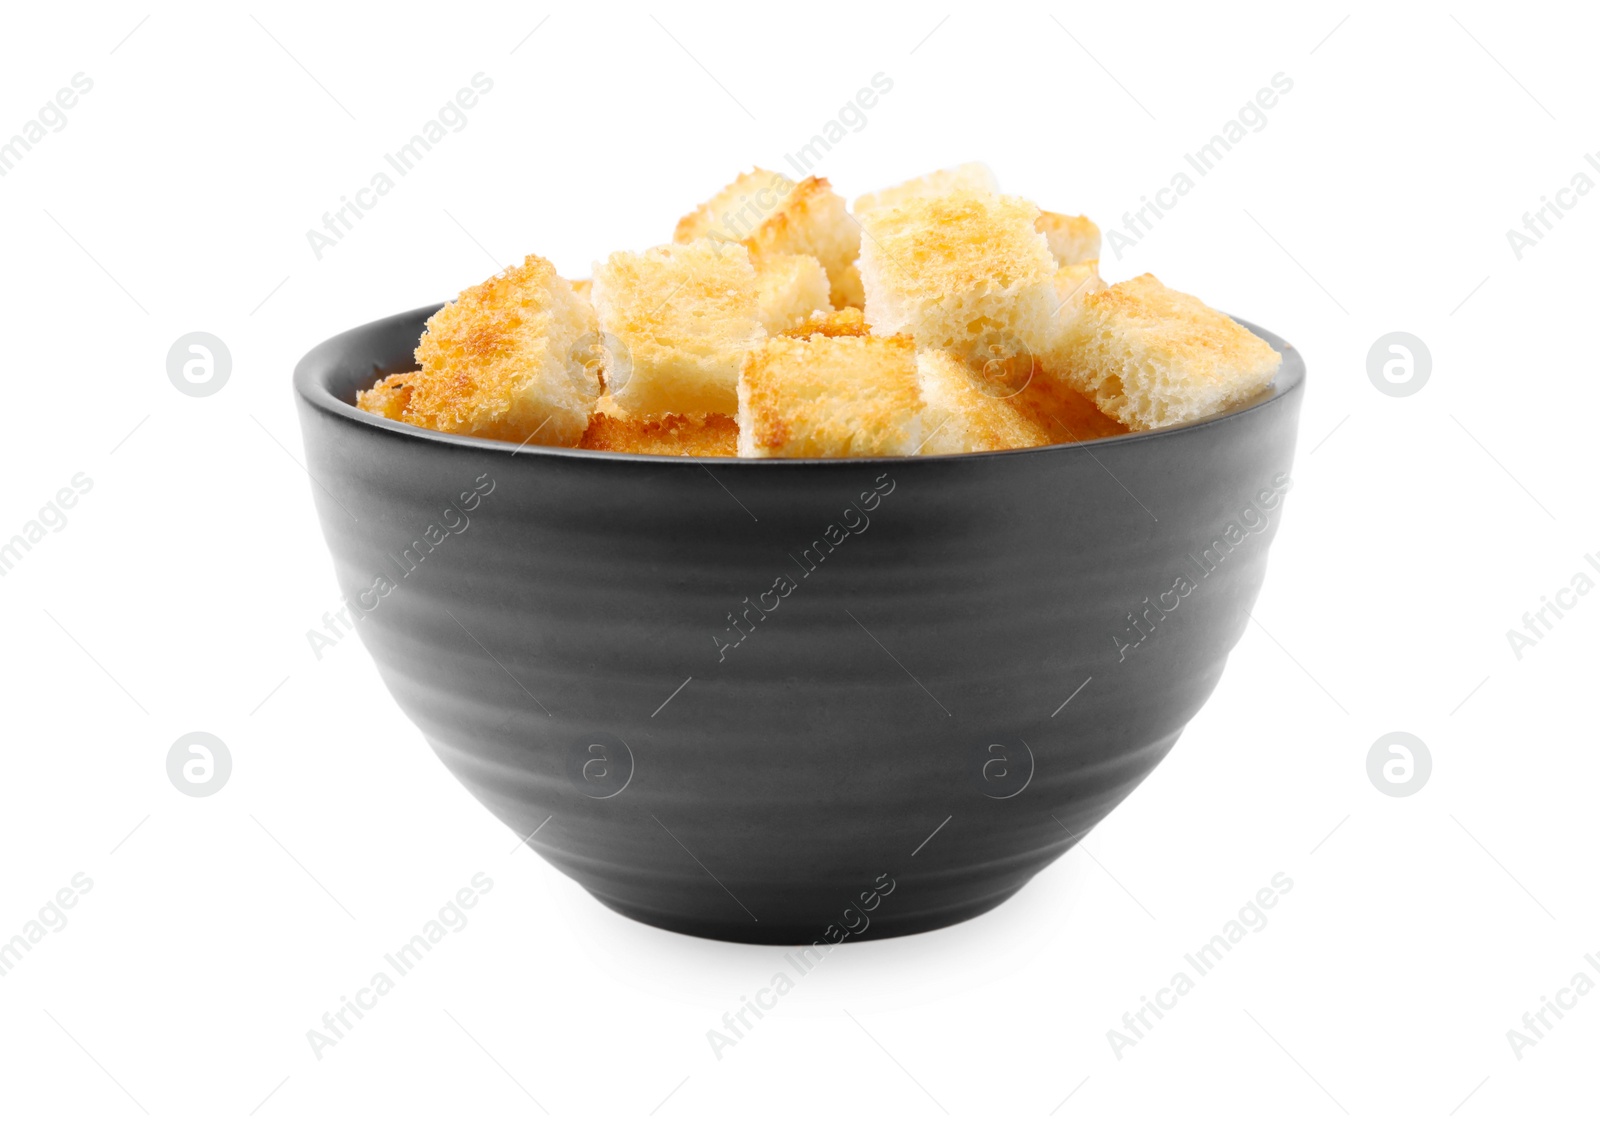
294, 306, 1304, 944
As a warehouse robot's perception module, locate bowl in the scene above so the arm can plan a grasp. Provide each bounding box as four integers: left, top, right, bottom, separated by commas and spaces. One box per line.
293, 304, 1305, 944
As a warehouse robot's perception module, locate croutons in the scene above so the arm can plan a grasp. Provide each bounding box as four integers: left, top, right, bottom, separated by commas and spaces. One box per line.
356, 372, 415, 421
858, 192, 1058, 366
853, 162, 999, 217
753, 253, 832, 334
737, 334, 928, 458
1036, 212, 1101, 266
781, 306, 870, 339
591, 240, 765, 418
581, 402, 739, 457
408, 255, 599, 445
674, 169, 862, 310
914, 351, 1053, 454
1047, 274, 1282, 430
349, 166, 1284, 458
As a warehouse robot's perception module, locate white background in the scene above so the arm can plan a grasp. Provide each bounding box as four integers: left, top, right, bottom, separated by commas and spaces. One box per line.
1, 2, 1595, 1126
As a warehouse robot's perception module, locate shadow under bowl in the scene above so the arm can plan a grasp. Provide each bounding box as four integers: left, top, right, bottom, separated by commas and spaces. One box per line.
293, 305, 1305, 944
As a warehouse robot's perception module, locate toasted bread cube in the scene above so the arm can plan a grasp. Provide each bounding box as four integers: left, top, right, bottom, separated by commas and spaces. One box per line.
858, 192, 1058, 365
1048, 274, 1282, 430
1036, 212, 1101, 266
781, 306, 870, 339
915, 351, 1053, 454
853, 162, 999, 217
737, 335, 928, 458
356, 372, 415, 421
409, 256, 598, 445
568, 278, 591, 299
753, 253, 831, 334
580, 401, 739, 457
1011, 373, 1130, 444
591, 240, 765, 418
674, 170, 862, 311
674, 168, 793, 244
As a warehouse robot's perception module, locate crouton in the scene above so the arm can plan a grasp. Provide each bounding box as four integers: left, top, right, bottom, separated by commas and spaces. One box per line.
581, 404, 739, 457
858, 192, 1058, 365
737, 334, 928, 458
914, 351, 1053, 454
753, 253, 832, 334
674, 168, 793, 245
569, 278, 592, 299
674, 169, 862, 311
1036, 212, 1101, 266
409, 255, 599, 445
1047, 274, 1282, 430
853, 162, 1000, 217
591, 239, 765, 418
356, 372, 415, 421
1011, 373, 1130, 444
781, 306, 870, 339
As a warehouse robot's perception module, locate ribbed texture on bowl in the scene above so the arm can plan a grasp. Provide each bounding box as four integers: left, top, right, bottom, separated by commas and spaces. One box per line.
295, 306, 1304, 943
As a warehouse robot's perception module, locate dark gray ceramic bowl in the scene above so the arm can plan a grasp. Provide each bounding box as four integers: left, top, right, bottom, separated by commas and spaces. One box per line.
294, 305, 1304, 944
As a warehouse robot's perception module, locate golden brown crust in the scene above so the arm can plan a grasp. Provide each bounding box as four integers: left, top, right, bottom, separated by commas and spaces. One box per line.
408, 255, 598, 445
1011, 371, 1130, 443
356, 372, 416, 421
580, 409, 738, 457
737, 334, 925, 457
780, 306, 869, 339
862, 192, 1052, 307
915, 351, 1053, 454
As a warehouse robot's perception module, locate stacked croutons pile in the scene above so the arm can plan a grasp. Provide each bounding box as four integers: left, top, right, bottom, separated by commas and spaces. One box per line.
358, 164, 1282, 457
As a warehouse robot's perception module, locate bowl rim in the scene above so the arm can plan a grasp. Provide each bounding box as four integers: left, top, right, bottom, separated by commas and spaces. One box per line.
294, 302, 1305, 466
